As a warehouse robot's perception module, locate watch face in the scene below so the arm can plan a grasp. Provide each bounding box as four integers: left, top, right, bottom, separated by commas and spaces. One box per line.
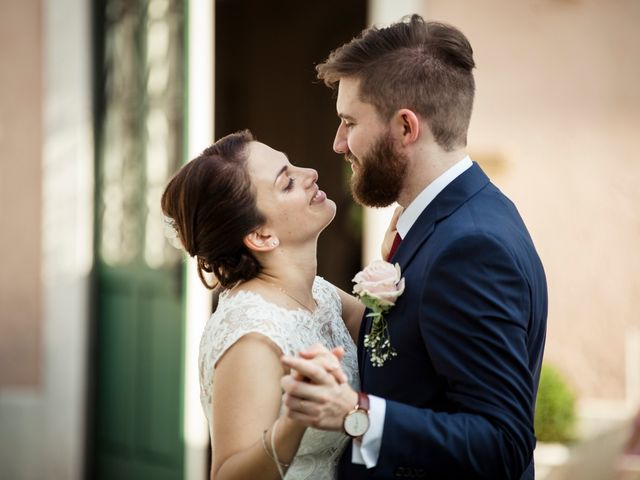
344, 409, 370, 437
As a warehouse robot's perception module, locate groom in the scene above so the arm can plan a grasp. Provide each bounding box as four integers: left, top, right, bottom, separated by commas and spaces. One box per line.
281, 14, 547, 480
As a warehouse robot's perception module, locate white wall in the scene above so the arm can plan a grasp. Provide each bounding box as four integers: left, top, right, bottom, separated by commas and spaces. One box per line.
41, 0, 94, 477
184, 3, 215, 479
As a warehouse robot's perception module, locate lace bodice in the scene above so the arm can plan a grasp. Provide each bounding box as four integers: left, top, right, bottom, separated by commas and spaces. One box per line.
199, 276, 360, 479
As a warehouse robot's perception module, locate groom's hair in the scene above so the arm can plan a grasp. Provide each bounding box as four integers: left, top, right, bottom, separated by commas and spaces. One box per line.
161, 130, 265, 289
317, 14, 475, 152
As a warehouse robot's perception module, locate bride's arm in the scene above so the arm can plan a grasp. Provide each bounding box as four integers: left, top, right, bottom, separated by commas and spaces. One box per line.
336, 288, 366, 342
211, 333, 305, 480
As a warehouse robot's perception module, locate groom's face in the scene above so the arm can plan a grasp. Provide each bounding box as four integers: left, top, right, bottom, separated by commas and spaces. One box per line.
349, 130, 408, 208
333, 77, 408, 208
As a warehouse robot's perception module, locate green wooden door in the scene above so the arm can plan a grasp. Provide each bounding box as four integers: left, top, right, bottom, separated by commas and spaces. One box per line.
95, 267, 184, 479
93, 1, 186, 478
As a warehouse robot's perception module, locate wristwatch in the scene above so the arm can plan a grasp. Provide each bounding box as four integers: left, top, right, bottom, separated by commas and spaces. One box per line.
343, 391, 370, 438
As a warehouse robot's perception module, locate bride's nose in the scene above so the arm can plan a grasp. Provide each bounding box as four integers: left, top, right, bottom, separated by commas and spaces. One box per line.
302, 167, 319, 186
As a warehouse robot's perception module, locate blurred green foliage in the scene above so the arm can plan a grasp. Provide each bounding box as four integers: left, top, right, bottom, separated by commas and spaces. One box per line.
535, 363, 577, 443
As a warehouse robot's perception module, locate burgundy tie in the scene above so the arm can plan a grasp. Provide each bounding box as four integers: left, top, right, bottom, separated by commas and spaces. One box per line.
387, 232, 402, 261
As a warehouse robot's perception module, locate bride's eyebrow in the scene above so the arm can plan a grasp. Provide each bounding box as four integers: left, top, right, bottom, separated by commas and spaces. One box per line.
273, 153, 291, 185
274, 164, 288, 185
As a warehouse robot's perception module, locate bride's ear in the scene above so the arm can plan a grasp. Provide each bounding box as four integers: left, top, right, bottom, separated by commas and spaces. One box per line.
243, 229, 279, 252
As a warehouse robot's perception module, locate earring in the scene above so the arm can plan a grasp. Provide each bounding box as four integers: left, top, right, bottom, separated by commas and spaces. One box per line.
270, 239, 278, 247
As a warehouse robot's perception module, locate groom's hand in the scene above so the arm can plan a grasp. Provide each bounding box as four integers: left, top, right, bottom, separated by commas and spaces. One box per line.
281, 347, 357, 432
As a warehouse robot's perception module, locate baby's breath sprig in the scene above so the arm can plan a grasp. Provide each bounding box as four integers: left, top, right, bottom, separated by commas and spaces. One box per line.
363, 310, 397, 367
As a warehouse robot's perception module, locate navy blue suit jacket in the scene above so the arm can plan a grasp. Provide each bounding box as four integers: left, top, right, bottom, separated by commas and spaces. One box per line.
338, 163, 547, 480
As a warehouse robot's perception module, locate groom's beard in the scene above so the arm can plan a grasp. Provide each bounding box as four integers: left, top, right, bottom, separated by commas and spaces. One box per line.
348, 131, 408, 208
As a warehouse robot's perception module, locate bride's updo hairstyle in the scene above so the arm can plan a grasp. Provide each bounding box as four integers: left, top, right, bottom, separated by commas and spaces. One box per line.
161, 130, 266, 289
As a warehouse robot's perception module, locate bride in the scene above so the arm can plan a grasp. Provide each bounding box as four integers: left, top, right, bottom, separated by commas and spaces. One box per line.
161, 130, 382, 479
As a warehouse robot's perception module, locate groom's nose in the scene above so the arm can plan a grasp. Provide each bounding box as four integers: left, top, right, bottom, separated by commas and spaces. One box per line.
333, 122, 348, 154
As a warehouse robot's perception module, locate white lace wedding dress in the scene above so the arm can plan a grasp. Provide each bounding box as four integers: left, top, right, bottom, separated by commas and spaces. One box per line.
199, 276, 360, 479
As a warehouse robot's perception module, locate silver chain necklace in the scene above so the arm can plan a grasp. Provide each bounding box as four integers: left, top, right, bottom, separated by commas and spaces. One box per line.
263, 280, 317, 313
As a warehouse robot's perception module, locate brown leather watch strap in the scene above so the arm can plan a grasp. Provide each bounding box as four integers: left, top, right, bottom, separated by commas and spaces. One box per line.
357, 391, 370, 412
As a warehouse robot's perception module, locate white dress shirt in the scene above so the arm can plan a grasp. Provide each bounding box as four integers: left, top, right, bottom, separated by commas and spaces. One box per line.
352, 155, 473, 468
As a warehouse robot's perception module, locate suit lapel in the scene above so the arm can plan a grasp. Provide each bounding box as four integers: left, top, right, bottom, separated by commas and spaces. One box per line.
392, 162, 490, 272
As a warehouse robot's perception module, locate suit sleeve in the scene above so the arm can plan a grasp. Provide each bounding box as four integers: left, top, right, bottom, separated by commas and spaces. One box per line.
375, 233, 536, 479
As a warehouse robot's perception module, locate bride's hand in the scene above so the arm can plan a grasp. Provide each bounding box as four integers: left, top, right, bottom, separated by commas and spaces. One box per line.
293, 343, 347, 384
381, 206, 404, 260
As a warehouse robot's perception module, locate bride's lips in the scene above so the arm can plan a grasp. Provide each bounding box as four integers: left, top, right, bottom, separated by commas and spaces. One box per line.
310, 186, 327, 204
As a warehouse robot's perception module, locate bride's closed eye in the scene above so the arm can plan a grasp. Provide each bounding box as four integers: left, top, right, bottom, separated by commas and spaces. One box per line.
284, 177, 296, 192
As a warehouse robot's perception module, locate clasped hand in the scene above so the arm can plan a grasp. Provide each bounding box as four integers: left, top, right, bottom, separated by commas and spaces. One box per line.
281, 344, 358, 432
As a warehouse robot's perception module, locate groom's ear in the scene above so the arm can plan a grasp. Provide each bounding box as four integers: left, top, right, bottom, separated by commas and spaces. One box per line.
394, 109, 420, 146
243, 229, 280, 252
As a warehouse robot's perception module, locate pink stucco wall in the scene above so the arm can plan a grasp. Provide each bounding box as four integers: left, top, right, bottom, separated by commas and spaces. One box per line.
422, 0, 640, 400
0, 0, 43, 388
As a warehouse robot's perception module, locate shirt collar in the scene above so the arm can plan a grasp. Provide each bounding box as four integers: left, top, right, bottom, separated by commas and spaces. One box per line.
396, 156, 473, 239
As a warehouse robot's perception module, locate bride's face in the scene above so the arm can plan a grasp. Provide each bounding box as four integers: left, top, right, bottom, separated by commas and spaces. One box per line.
246, 141, 336, 245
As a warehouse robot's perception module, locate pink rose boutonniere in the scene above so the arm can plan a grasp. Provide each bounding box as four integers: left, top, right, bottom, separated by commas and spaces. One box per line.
352, 260, 405, 367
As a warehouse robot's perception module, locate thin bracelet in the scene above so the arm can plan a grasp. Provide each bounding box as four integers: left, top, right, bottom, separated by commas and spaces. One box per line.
262, 429, 291, 468
271, 417, 286, 478
261, 427, 291, 468
261, 430, 273, 461
261, 423, 290, 473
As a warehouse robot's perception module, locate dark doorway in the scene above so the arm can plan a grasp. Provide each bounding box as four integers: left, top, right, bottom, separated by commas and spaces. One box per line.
215, 0, 367, 290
